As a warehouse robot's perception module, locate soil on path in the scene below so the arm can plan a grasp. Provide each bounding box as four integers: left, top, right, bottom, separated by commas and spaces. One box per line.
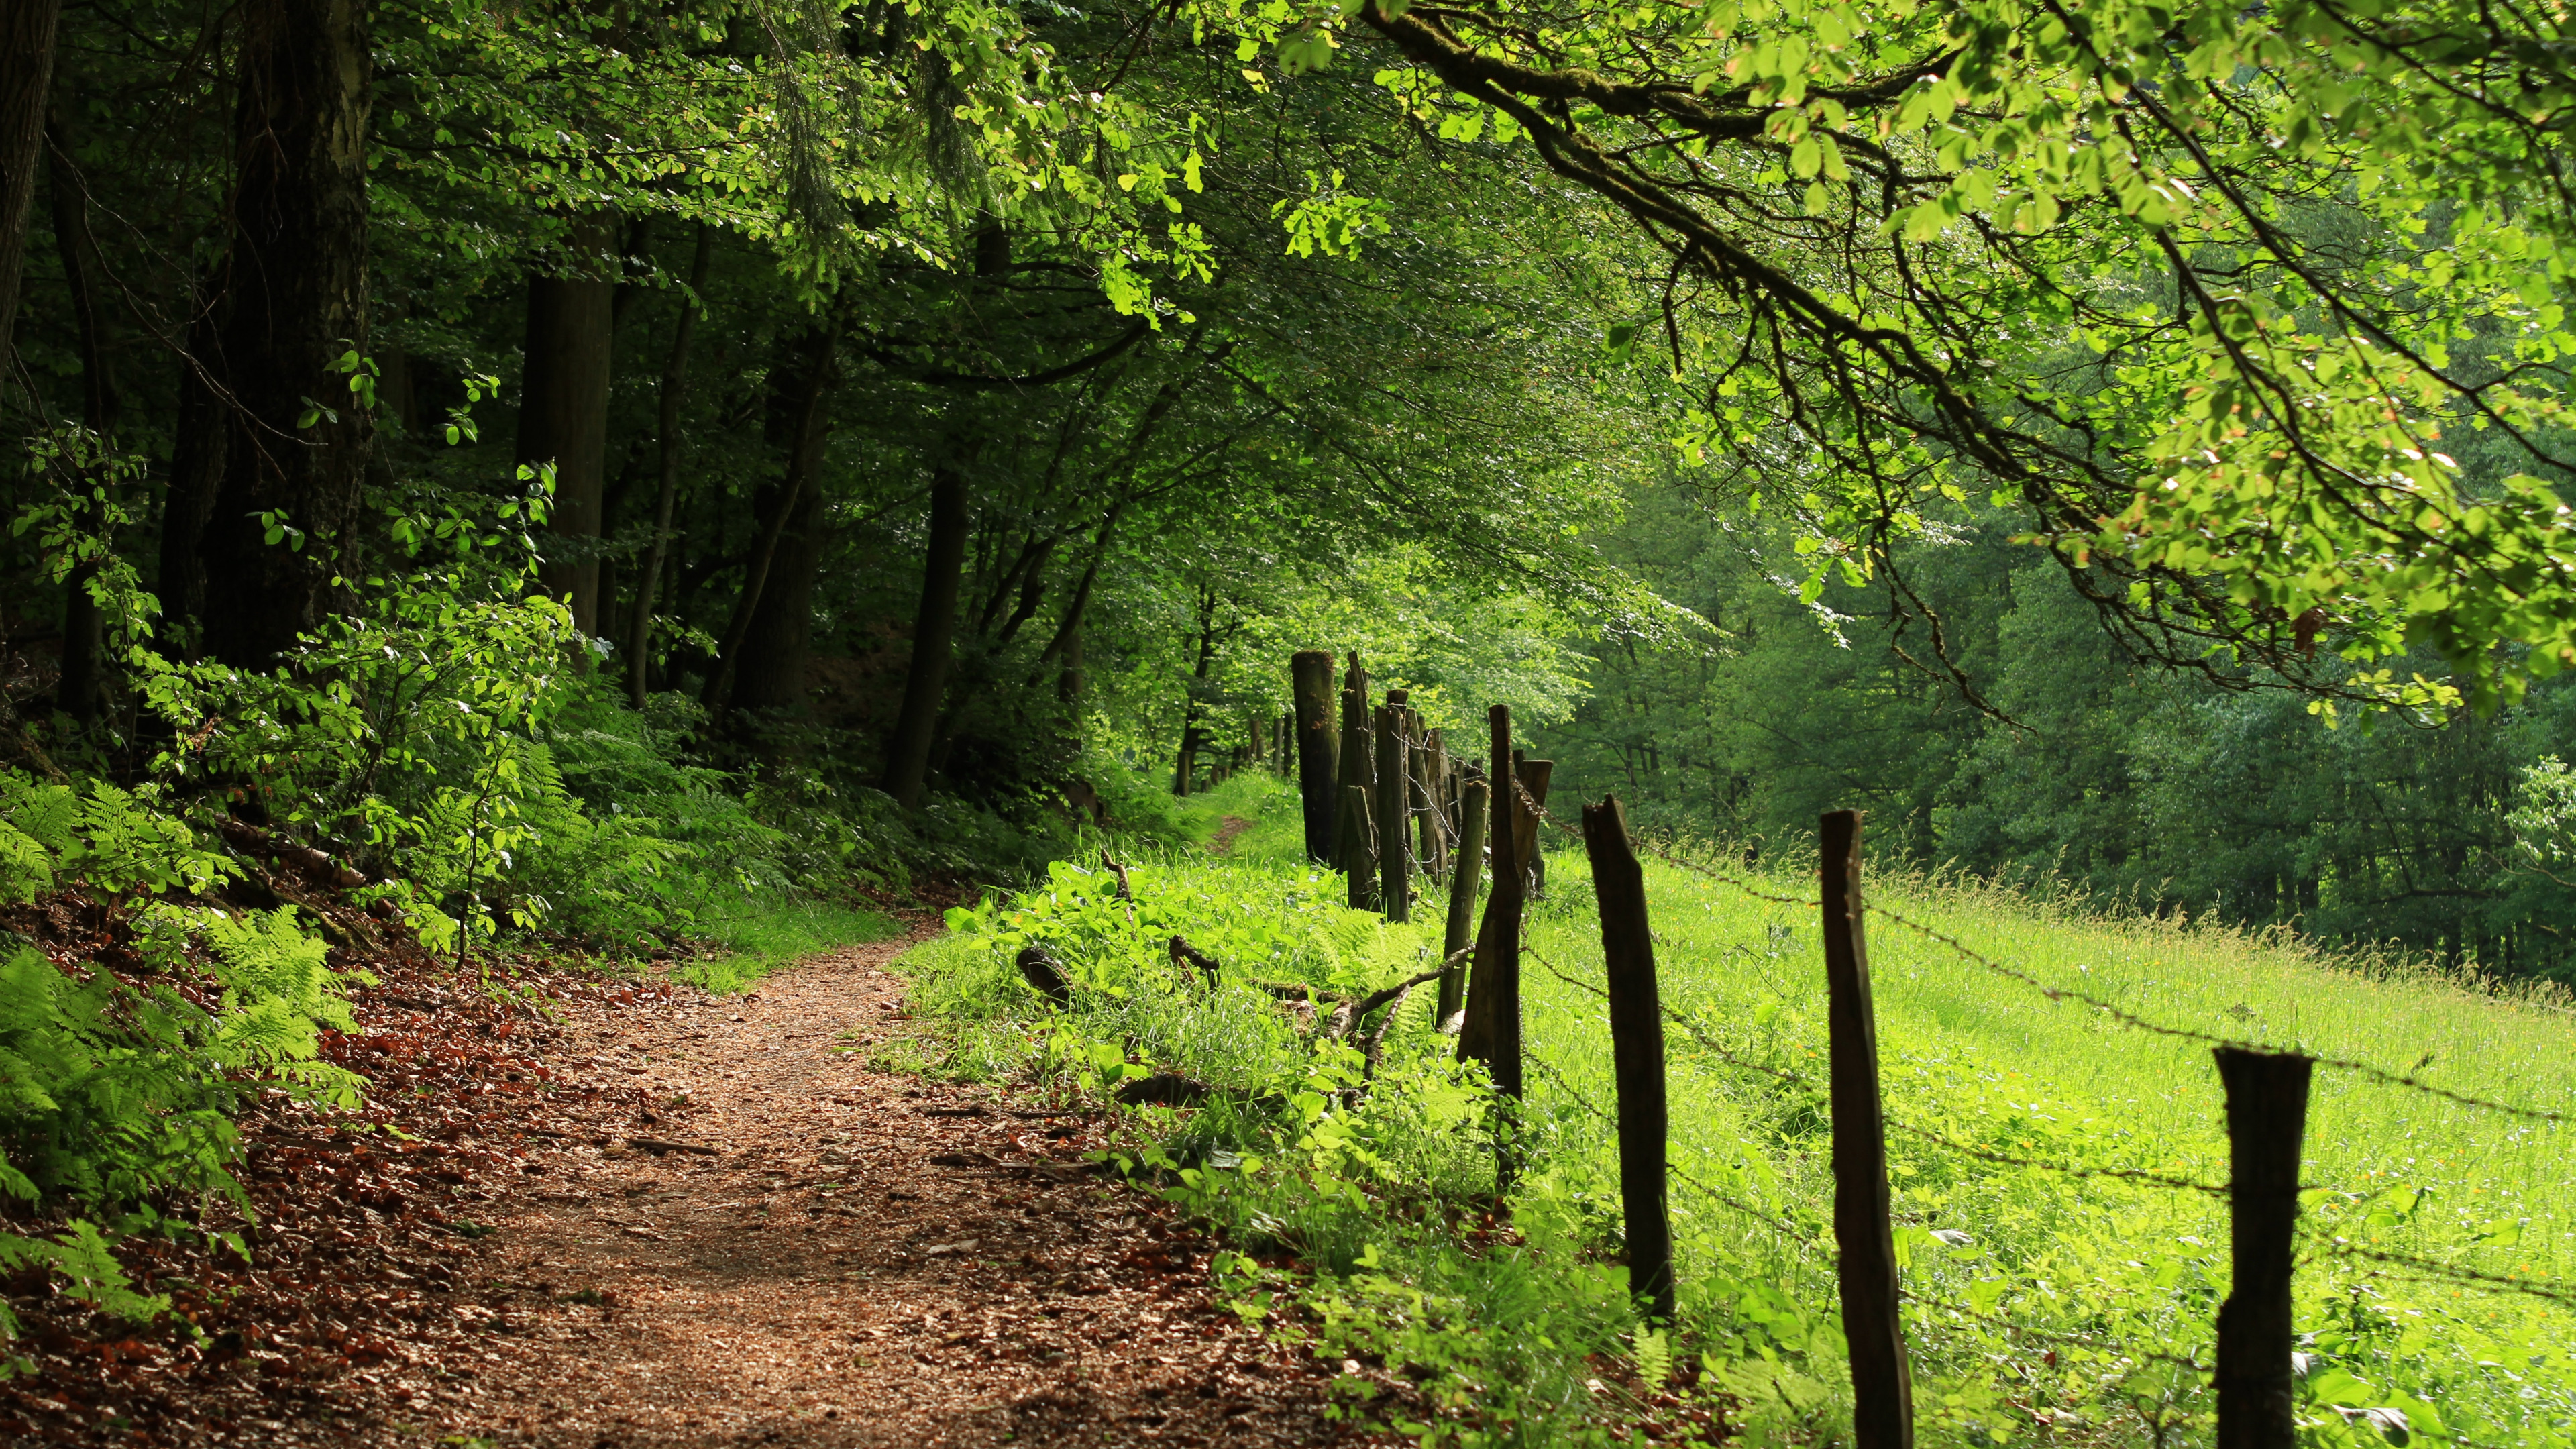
437, 924, 1375, 1448
1208, 817, 1254, 855
0, 917, 1385, 1448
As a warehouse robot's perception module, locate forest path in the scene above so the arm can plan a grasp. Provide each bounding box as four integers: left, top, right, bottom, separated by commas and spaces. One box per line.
1208, 817, 1254, 855
443, 924, 1366, 1448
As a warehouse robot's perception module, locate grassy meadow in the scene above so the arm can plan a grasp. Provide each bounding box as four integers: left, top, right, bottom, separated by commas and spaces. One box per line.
898, 773, 2576, 1446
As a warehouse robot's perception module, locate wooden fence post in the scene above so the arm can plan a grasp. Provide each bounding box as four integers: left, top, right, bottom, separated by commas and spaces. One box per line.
1291, 652, 1339, 866
1581, 795, 1675, 1324
1338, 657, 1377, 910
1458, 706, 1527, 1189
1417, 722, 1448, 880
1340, 784, 1376, 908
2215, 1046, 2312, 1449
1513, 757, 1554, 900
1439, 773, 1488, 1024
1376, 702, 1412, 922
1819, 810, 1913, 1449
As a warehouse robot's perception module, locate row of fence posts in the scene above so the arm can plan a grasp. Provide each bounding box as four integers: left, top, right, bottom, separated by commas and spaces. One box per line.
1283, 649, 2315, 1448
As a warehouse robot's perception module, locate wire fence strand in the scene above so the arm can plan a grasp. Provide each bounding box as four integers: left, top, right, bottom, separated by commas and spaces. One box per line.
1521, 1051, 1810, 1242
2306, 1244, 2576, 1310
1865, 903, 2575, 1127
1524, 941, 2227, 1196
1513, 788, 2574, 1129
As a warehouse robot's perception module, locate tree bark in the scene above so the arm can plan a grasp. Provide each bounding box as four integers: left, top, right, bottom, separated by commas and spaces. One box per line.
0, 0, 61, 375
158, 282, 223, 641
989, 537, 1054, 647
882, 223, 1015, 804
881, 457, 971, 807
703, 324, 834, 714
1036, 500, 1122, 673
629, 223, 712, 708
731, 413, 834, 714
46, 118, 112, 722
1172, 586, 1218, 794
195, 0, 374, 670
520, 211, 619, 635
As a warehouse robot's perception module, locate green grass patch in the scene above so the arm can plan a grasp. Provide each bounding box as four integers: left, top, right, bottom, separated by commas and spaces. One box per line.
891, 782, 2576, 1445
673, 897, 904, 994
1169, 772, 1305, 855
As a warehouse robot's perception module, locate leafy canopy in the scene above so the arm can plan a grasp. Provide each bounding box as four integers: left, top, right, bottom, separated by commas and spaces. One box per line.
1202, 0, 2576, 708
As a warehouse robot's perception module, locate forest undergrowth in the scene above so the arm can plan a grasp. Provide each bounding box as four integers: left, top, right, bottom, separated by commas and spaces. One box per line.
899, 774, 2576, 1448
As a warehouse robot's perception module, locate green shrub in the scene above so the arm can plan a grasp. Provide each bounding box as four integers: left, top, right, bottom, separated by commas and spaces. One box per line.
0, 771, 367, 1338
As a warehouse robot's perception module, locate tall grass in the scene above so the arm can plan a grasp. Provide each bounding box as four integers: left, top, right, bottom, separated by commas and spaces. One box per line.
900, 775, 2576, 1445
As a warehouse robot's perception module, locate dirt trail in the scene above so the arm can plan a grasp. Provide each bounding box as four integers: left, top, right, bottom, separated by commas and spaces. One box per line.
438, 924, 1372, 1448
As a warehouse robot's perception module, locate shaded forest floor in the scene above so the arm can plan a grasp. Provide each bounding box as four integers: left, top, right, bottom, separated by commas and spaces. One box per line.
0, 918, 1380, 1447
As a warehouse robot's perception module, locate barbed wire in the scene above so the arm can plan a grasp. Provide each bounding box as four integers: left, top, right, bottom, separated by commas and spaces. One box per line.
1515, 782, 1820, 911
2305, 1244, 2576, 1310
1880, 1117, 2231, 1197
1525, 940, 2228, 1196
1511, 787, 2575, 1128
1899, 1288, 2211, 1375
1525, 1030, 2216, 1371
1865, 904, 2575, 1127
1521, 1051, 1811, 1242
1523, 941, 1810, 1087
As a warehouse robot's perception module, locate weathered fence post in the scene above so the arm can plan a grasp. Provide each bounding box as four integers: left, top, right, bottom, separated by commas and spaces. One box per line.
1376, 702, 1412, 922
1340, 783, 1376, 908
1581, 795, 1675, 1324
2215, 1046, 2312, 1449
1417, 723, 1448, 880
1438, 773, 1488, 1024
1291, 652, 1339, 867
1513, 756, 1554, 900
1459, 706, 1527, 1190
1819, 809, 1913, 1449
1338, 656, 1377, 910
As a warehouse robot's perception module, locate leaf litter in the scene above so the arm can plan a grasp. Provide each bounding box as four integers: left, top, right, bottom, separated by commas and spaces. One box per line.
0, 904, 1393, 1446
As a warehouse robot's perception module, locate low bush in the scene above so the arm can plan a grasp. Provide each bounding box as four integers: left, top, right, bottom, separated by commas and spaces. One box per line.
900, 782, 2576, 1446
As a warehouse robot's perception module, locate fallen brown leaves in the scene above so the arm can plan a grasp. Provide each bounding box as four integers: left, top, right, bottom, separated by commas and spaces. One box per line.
0, 894, 1397, 1446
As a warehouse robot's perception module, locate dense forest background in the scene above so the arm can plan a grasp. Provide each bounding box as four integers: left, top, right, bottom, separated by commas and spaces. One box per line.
1532, 489, 2576, 977
5, 0, 2576, 989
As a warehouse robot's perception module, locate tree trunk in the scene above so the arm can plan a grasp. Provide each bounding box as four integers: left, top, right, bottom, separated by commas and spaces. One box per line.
520, 211, 619, 635
881, 458, 971, 808
195, 0, 374, 670
883, 225, 1015, 800
0, 0, 61, 373
1172, 586, 1218, 795
1036, 500, 1122, 674
629, 223, 712, 708
732, 419, 833, 714
1055, 621, 1084, 704
703, 324, 835, 714
158, 281, 223, 641
46, 118, 112, 722
990, 537, 1055, 647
